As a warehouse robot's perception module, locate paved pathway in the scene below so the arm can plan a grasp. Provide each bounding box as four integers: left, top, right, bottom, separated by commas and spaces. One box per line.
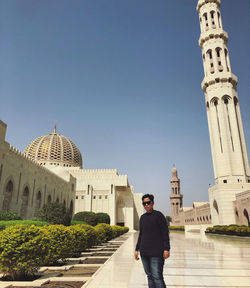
83, 230, 250, 288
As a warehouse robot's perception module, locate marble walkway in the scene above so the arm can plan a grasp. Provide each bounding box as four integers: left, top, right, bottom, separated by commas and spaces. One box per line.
83, 230, 250, 288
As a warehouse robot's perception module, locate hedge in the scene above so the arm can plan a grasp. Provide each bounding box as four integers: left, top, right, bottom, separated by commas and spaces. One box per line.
0, 223, 129, 280
0, 211, 22, 220
111, 225, 128, 237
95, 223, 113, 242
73, 211, 97, 226
0, 220, 49, 231
77, 224, 98, 248
96, 213, 110, 224
206, 225, 250, 236
0, 225, 46, 280
71, 220, 87, 225
169, 226, 185, 231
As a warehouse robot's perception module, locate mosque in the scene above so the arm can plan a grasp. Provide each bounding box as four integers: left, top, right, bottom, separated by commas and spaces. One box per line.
1, 0, 250, 231
170, 0, 250, 228
0, 121, 143, 230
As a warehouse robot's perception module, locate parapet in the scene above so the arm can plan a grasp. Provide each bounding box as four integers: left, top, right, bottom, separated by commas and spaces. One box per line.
0, 120, 7, 142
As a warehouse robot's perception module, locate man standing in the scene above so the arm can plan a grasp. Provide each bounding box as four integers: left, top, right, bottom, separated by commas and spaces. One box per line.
135, 194, 170, 288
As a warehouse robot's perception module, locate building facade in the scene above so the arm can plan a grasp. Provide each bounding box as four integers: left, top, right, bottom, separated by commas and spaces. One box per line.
0, 120, 143, 229
197, 0, 250, 225
0, 121, 76, 219
170, 1, 250, 227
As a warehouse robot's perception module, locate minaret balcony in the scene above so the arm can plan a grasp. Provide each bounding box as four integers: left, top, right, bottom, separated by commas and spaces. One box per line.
196, 0, 221, 13
199, 28, 228, 48
202, 72, 238, 92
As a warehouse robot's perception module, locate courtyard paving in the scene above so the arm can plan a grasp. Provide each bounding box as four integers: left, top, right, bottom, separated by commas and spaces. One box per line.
83, 230, 250, 288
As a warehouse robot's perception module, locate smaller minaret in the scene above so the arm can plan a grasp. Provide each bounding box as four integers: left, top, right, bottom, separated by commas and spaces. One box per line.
170, 167, 183, 225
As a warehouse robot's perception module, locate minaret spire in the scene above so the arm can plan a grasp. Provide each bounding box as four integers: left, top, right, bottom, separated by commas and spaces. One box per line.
53, 123, 57, 134
197, 0, 250, 225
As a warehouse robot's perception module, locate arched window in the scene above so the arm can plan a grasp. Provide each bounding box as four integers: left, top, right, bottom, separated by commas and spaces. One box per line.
215, 47, 223, 72
210, 11, 216, 28
203, 13, 208, 30
176, 202, 179, 214
56, 197, 59, 203
20, 186, 29, 218
36, 191, 42, 209
243, 209, 250, 227
2, 180, 14, 212
206, 50, 214, 74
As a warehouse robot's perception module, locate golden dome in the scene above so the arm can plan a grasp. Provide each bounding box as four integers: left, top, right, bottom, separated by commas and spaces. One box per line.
24, 126, 82, 168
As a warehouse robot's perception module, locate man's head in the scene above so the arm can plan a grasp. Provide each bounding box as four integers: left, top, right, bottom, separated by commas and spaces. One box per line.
142, 194, 154, 213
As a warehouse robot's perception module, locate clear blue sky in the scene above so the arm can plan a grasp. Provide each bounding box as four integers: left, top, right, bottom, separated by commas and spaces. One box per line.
1, 0, 250, 216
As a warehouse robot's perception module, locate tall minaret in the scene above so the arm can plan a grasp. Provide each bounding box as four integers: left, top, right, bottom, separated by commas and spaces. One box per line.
197, 0, 250, 224
170, 167, 183, 225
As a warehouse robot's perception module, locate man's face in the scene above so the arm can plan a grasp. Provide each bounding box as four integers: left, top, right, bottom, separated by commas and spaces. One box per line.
142, 197, 154, 213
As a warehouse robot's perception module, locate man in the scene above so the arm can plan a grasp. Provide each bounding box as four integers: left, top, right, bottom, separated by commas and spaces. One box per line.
135, 194, 170, 288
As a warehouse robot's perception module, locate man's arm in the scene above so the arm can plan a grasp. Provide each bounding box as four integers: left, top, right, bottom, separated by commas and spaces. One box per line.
158, 212, 170, 258
135, 218, 142, 260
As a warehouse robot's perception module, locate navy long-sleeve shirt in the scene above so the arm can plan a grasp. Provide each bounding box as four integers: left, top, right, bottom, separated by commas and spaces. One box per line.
136, 210, 170, 257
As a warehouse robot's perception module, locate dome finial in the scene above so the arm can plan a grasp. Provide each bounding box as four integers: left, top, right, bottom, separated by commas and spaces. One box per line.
54, 123, 57, 134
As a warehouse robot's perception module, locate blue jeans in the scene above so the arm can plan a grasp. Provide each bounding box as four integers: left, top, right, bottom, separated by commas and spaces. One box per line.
141, 255, 166, 288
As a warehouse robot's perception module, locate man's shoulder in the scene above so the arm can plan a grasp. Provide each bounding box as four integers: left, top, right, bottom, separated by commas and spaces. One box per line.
153, 210, 164, 215
153, 210, 165, 218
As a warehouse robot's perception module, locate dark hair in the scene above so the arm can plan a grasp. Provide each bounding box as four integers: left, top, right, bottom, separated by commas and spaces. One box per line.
142, 194, 154, 202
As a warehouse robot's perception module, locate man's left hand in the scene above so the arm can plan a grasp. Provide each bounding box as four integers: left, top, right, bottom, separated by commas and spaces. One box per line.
163, 250, 170, 259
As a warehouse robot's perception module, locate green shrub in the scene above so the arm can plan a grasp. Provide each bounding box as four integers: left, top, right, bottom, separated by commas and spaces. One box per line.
74, 224, 97, 248
169, 226, 185, 231
0, 225, 45, 280
111, 225, 123, 238
0, 211, 22, 220
122, 226, 129, 233
0, 220, 49, 231
73, 211, 97, 226
205, 225, 250, 236
94, 224, 107, 244
40, 225, 74, 265
95, 223, 113, 242
96, 213, 110, 224
71, 220, 87, 225
38, 202, 71, 226
69, 225, 88, 256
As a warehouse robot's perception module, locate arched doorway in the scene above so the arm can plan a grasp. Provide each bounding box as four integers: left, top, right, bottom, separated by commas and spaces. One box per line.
243, 209, 250, 227
20, 186, 29, 218
2, 180, 13, 212
116, 196, 125, 226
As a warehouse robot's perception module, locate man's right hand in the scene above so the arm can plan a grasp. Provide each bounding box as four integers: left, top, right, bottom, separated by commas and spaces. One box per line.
134, 250, 139, 260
